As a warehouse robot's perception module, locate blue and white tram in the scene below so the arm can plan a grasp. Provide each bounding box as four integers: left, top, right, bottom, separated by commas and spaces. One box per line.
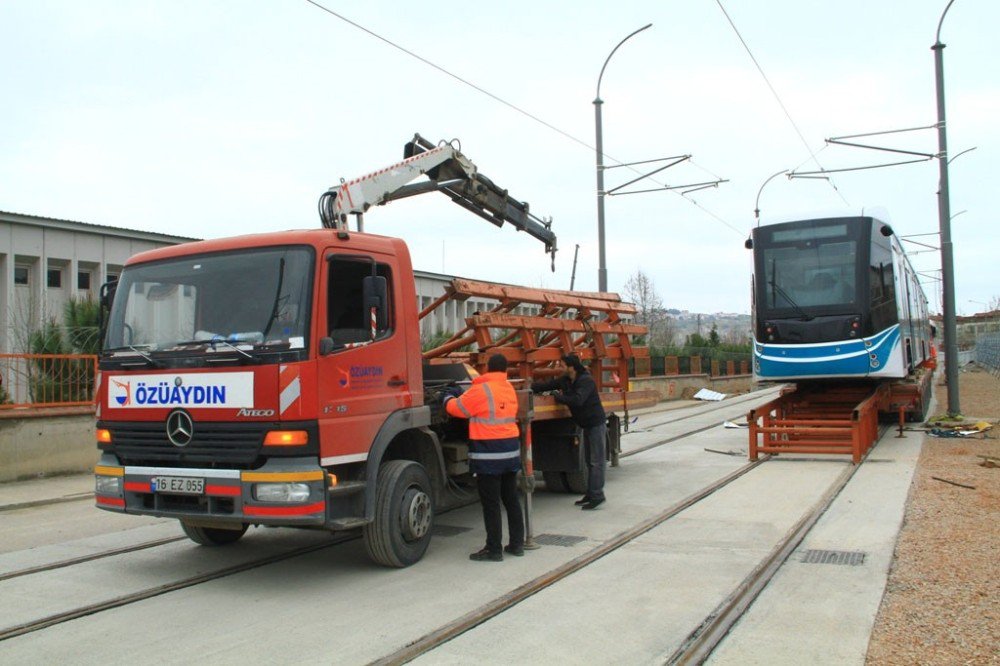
749, 215, 932, 381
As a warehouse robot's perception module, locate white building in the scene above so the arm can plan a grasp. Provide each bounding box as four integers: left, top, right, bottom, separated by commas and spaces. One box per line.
0, 211, 197, 353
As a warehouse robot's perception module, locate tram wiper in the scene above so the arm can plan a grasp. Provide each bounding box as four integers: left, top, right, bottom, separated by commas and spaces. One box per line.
769, 264, 813, 321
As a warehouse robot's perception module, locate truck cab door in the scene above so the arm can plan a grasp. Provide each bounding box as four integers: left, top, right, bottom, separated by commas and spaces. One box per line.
315, 254, 410, 467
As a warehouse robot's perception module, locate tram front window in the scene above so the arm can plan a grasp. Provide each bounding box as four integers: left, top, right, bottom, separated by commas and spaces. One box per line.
763, 239, 857, 310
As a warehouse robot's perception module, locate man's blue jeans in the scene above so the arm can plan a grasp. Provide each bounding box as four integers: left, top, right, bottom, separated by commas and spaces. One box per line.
583, 422, 607, 500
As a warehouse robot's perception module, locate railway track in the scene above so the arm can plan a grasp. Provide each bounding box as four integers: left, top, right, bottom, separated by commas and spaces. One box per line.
370, 424, 888, 665
0, 534, 359, 642
3, 387, 863, 662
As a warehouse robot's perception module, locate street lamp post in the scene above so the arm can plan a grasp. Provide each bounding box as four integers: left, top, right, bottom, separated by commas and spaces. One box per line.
595, 23, 651, 293
933, 0, 961, 416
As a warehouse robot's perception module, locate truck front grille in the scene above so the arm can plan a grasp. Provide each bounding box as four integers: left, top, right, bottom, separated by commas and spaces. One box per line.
106, 421, 270, 468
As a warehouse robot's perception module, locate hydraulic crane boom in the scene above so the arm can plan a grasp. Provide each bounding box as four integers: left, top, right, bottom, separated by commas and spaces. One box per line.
318, 133, 557, 267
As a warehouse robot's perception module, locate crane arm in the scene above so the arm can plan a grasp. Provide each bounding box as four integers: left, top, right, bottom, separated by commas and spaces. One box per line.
318, 134, 557, 266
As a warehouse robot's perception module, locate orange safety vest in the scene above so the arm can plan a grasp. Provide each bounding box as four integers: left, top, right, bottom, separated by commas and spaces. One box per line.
444, 372, 519, 440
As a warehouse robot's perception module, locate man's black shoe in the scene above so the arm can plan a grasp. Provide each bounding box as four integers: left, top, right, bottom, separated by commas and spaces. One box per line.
469, 548, 503, 562
504, 545, 524, 557
581, 497, 605, 510
574, 495, 591, 506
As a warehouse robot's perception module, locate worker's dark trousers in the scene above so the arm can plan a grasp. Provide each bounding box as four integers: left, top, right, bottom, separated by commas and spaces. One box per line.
476, 471, 524, 554
583, 423, 607, 501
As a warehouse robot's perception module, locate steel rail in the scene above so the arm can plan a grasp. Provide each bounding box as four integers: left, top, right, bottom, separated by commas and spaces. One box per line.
629, 386, 783, 433
370, 458, 768, 666
621, 388, 783, 460
0, 492, 94, 513
664, 424, 890, 665
0, 536, 186, 583
0, 534, 359, 643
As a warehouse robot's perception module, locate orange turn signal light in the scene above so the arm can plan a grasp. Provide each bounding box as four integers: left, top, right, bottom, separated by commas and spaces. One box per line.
263, 430, 308, 446
96, 428, 112, 444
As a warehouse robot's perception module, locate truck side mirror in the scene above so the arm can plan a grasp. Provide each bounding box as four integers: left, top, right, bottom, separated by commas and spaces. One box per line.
362, 275, 388, 332
98, 280, 118, 348
319, 337, 337, 356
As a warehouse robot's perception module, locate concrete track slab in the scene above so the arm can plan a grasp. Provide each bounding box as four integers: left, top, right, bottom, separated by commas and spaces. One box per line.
413, 461, 848, 665
708, 430, 924, 666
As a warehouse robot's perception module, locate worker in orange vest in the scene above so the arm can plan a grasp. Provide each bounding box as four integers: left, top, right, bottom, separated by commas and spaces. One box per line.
443, 353, 524, 562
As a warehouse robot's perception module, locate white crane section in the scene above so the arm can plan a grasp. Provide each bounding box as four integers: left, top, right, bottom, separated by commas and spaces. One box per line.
318, 134, 557, 266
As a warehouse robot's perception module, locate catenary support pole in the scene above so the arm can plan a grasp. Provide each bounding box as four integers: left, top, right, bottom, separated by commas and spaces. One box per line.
933, 0, 961, 416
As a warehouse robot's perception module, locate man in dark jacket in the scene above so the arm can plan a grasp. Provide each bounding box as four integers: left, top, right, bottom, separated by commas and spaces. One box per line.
531, 353, 607, 510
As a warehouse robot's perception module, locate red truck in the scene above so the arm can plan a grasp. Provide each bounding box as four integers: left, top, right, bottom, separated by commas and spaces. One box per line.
94, 135, 653, 566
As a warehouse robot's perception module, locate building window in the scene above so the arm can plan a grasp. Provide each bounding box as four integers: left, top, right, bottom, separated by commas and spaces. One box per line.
47, 269, 62, 288
107, 273, 119, 283
14, 266, 29, 285
78, 271, 91, 290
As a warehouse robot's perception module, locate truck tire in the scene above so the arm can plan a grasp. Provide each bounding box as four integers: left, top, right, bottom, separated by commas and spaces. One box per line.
364, 460, 434, 567
181, 521, 248, 546
543, 471, 568, 493
563, 471, 588, 495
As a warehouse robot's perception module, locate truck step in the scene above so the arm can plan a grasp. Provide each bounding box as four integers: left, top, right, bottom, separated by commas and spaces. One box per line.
327, 480, 366, 496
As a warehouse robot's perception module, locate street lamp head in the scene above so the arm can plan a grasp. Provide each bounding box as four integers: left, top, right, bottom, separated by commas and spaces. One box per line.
596, 23, 652, 99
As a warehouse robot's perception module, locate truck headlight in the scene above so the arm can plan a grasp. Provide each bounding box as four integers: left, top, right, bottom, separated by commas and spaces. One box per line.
95, 475, 122, 495
254, 483, 310, 502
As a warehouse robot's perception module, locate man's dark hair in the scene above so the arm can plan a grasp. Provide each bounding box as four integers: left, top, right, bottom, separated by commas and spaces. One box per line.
562, 353, 586, 373
487, 353, 508, 372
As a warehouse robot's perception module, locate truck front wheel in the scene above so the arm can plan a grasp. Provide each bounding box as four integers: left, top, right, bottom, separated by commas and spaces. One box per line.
364, 460, 434, 567
180, 521, 248, 546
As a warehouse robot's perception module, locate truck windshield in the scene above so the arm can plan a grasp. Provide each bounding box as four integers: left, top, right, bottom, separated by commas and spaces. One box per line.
105, 246, 313, 353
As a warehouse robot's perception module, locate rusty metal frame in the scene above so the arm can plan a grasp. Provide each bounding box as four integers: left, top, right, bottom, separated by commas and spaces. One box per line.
747, 383, 891, 464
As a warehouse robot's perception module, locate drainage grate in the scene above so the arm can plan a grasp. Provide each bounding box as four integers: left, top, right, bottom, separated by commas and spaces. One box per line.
533, 533, 587, 547
800, 549, 867, 566
433, 524, 473, 537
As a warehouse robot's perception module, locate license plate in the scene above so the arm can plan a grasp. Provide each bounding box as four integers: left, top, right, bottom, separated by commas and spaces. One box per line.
153, 476, 205, 495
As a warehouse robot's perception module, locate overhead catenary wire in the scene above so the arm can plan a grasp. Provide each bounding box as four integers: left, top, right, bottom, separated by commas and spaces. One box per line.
303, 0, 744, 235
714, 0, 850, 207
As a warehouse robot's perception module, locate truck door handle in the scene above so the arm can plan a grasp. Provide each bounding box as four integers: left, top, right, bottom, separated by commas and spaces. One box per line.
387, 377, 406, 387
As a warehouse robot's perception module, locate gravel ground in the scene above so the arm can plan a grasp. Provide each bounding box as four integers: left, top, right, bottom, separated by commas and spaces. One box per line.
866, 366, 1000, 665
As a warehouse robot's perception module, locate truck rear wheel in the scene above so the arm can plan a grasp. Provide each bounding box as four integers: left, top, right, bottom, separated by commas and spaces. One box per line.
364, 460, 434, 567
181, 521, 248, 546
563, 471, 588, 495
543, 471, 568, 493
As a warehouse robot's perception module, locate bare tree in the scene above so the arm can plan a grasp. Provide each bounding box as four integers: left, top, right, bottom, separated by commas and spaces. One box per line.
623, 269, 663, 329
624, 269, 672, 347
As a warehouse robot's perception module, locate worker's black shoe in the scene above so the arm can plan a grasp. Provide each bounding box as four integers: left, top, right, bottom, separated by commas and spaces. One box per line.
581, 497, 605, 510
504, 544, 524, 557
574, 495, 591, 506
469, 548, 503, 562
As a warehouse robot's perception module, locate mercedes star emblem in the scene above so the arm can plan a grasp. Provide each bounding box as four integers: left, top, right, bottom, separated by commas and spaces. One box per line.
166, 410, 194, 447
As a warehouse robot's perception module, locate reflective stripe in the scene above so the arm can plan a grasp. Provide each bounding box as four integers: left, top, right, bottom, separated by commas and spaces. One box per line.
468, 450, 521, 460
455, 399, 472, 418
472, 384, 516, 425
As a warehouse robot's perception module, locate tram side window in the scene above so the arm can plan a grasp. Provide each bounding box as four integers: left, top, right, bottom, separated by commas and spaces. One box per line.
327, 260, 393, 345
869, 242, 897, 330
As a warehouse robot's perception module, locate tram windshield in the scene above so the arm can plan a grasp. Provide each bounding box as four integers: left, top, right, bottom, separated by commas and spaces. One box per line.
758, 221, 860, 313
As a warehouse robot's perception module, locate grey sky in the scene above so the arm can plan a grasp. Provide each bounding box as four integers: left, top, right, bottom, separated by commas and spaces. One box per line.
1, 1, 996, 314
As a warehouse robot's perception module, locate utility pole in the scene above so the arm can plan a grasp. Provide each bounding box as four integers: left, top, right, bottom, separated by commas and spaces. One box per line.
933, 0, 961, 416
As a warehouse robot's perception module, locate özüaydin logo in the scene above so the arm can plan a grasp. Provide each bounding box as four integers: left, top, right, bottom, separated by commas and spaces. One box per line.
111, 379, 132, 406
339, 364, 383, 390
106, 373, 254, 409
